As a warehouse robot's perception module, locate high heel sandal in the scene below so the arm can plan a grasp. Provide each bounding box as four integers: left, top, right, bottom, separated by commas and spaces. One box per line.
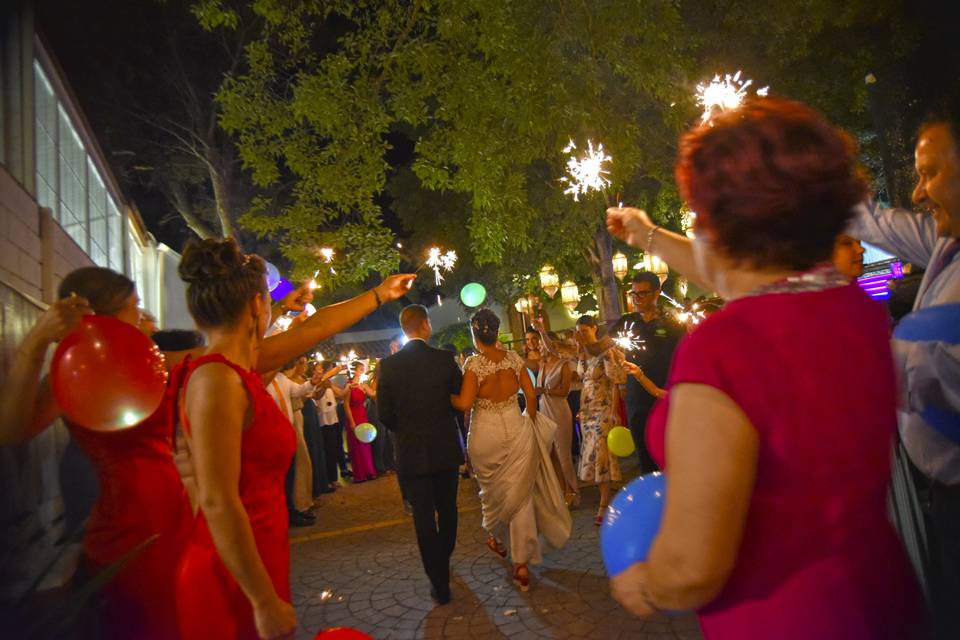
594, 504, 609, 526
512, 564, 530, 592
486, 535, 507, 559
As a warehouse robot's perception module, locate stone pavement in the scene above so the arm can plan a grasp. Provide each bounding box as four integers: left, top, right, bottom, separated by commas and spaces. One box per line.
290, 464, 703, 640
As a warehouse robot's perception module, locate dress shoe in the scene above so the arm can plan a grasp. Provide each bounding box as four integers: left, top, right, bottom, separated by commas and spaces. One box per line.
430, 584, 451, 605
289, 512, 314, 527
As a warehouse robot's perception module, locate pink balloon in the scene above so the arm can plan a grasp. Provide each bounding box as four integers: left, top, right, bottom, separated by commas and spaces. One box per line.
51, 316, 168, 431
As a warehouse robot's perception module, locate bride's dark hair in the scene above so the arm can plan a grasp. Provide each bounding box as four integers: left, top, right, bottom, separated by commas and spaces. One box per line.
470, 308, 500, 346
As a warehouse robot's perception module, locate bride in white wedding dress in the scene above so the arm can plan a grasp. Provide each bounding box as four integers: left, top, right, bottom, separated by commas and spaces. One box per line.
452, 309, 572, 592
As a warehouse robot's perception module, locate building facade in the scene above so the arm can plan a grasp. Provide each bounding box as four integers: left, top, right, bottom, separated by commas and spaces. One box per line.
1, 5, 189, 602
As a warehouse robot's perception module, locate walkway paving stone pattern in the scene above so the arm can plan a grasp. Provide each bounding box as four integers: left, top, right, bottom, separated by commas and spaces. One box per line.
291, 461, 703, 639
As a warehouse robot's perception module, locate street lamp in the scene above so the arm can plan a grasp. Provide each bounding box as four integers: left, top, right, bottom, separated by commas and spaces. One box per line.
612, 252, 628, 281
515, 297, 532, 315
642, 253, 670, 283
539, 265, 559, 298
560, 280, 580, 312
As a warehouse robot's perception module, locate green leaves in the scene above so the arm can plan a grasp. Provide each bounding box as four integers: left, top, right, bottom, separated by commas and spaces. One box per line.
199, 0, 915, 294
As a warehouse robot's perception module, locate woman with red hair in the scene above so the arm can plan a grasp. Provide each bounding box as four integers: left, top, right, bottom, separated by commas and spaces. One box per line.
606, 98, 925, 638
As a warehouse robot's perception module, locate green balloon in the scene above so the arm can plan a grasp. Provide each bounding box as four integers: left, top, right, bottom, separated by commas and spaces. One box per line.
607, 426, 636, 457
460, 282, 487, 307
354, 422, 377, 443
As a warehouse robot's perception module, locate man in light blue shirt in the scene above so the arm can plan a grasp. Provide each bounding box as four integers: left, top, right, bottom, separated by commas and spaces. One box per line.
849, 107, 960, 639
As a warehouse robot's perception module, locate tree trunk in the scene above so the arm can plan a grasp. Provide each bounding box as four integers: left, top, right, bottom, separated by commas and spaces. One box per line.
592, 226, 622, 325
206, 145, 236, 238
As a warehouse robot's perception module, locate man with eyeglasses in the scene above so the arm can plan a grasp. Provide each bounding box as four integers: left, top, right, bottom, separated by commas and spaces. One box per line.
617, 271, 684, 474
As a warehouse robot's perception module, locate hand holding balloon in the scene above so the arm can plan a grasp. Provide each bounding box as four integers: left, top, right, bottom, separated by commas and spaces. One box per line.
27, 294, 93, 346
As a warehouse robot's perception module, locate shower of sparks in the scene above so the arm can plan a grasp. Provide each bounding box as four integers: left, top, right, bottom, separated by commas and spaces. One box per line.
318, 248, 337, 275
308, 270, 320, 290
696, 71, 769, 124
662, 294, 707, 327
426, 247, 458, 286
338, 349, 361, 378
560, 139, 612, 202
613, 322, 646, 352
358, 372, 369, 384
312, 352, 325, 363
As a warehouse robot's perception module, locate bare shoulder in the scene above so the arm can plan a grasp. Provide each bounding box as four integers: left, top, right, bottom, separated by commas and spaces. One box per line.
186, 361, 247, 402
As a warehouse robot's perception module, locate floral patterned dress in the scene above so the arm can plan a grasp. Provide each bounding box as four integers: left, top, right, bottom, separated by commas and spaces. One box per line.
577, 345, 626, 483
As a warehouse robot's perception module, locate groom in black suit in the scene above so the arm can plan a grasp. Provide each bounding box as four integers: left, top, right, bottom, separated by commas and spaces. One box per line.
377, 304, 463, 604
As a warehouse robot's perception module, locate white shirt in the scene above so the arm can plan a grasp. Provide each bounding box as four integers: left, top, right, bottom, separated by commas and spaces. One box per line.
266, 372, 315, 424
319, 387, 339, 426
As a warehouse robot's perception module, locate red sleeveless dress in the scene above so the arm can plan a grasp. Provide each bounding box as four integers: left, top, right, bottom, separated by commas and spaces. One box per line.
173, 354, 295, 640
67, 366, 191, 640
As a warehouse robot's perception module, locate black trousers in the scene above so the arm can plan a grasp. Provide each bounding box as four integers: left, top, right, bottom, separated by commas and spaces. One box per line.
400, 470, 459, 591
626, 401, 659, 475
321, 423, 343, 482
928, 480, 960, 639
303, 422, 329, 496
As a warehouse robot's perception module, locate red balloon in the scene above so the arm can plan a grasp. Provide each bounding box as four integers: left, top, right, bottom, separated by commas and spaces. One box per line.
314, 628, 373, 640
51, 315, 168, 431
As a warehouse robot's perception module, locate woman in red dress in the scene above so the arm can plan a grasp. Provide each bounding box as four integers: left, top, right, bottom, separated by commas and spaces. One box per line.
344, 362, 378, 482
172, 238, 414, 639
0, 267, 190, 639
606, 99, 926, 638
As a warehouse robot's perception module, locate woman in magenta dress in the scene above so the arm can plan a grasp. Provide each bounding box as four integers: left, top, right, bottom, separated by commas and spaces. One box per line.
344, 361, 378, 482
606, 98, 926, 638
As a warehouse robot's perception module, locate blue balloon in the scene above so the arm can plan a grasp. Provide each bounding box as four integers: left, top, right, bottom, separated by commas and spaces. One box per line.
265, 261, 281, 292
601, 471, 666, 577
270, 278, 295, 302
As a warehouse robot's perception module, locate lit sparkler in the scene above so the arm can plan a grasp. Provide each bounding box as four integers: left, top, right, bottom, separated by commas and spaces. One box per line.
426, 247, 458, 285
613, 322, 646, 352
337, 349, 361, 378
318, 248, 337, 276
695, 71, 769, 125
560, 139, 612, 202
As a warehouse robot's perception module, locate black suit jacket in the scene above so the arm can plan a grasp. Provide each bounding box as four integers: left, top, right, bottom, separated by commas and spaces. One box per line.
377, 340, 464, 476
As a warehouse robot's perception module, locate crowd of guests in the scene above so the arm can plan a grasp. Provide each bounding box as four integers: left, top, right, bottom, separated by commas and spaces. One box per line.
0, 91, 957, 640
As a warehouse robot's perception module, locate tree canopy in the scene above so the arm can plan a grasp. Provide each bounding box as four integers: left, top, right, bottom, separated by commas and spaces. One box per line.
194, 0, 917, 312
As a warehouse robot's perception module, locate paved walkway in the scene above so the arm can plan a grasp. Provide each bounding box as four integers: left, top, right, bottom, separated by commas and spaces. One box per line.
290, 464, 703, 639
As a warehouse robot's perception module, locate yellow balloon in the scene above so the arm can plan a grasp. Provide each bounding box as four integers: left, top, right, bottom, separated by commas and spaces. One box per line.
607, 426, 636, 457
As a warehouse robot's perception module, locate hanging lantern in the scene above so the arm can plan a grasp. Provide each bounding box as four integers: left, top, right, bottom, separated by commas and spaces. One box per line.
612, 252, 629, 281
682, 210, 697, 239
561, 280, 580, 311
539, 265, 560, 298
642, 253, 670, 283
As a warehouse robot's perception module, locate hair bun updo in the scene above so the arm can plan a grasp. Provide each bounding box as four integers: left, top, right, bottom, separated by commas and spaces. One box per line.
179, 238, 267, 328
470, 308, 501, 346
178, 237, 251, 285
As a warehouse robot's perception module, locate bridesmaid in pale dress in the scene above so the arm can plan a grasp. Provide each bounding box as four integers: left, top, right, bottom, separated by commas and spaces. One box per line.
534, 330, 579, 507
